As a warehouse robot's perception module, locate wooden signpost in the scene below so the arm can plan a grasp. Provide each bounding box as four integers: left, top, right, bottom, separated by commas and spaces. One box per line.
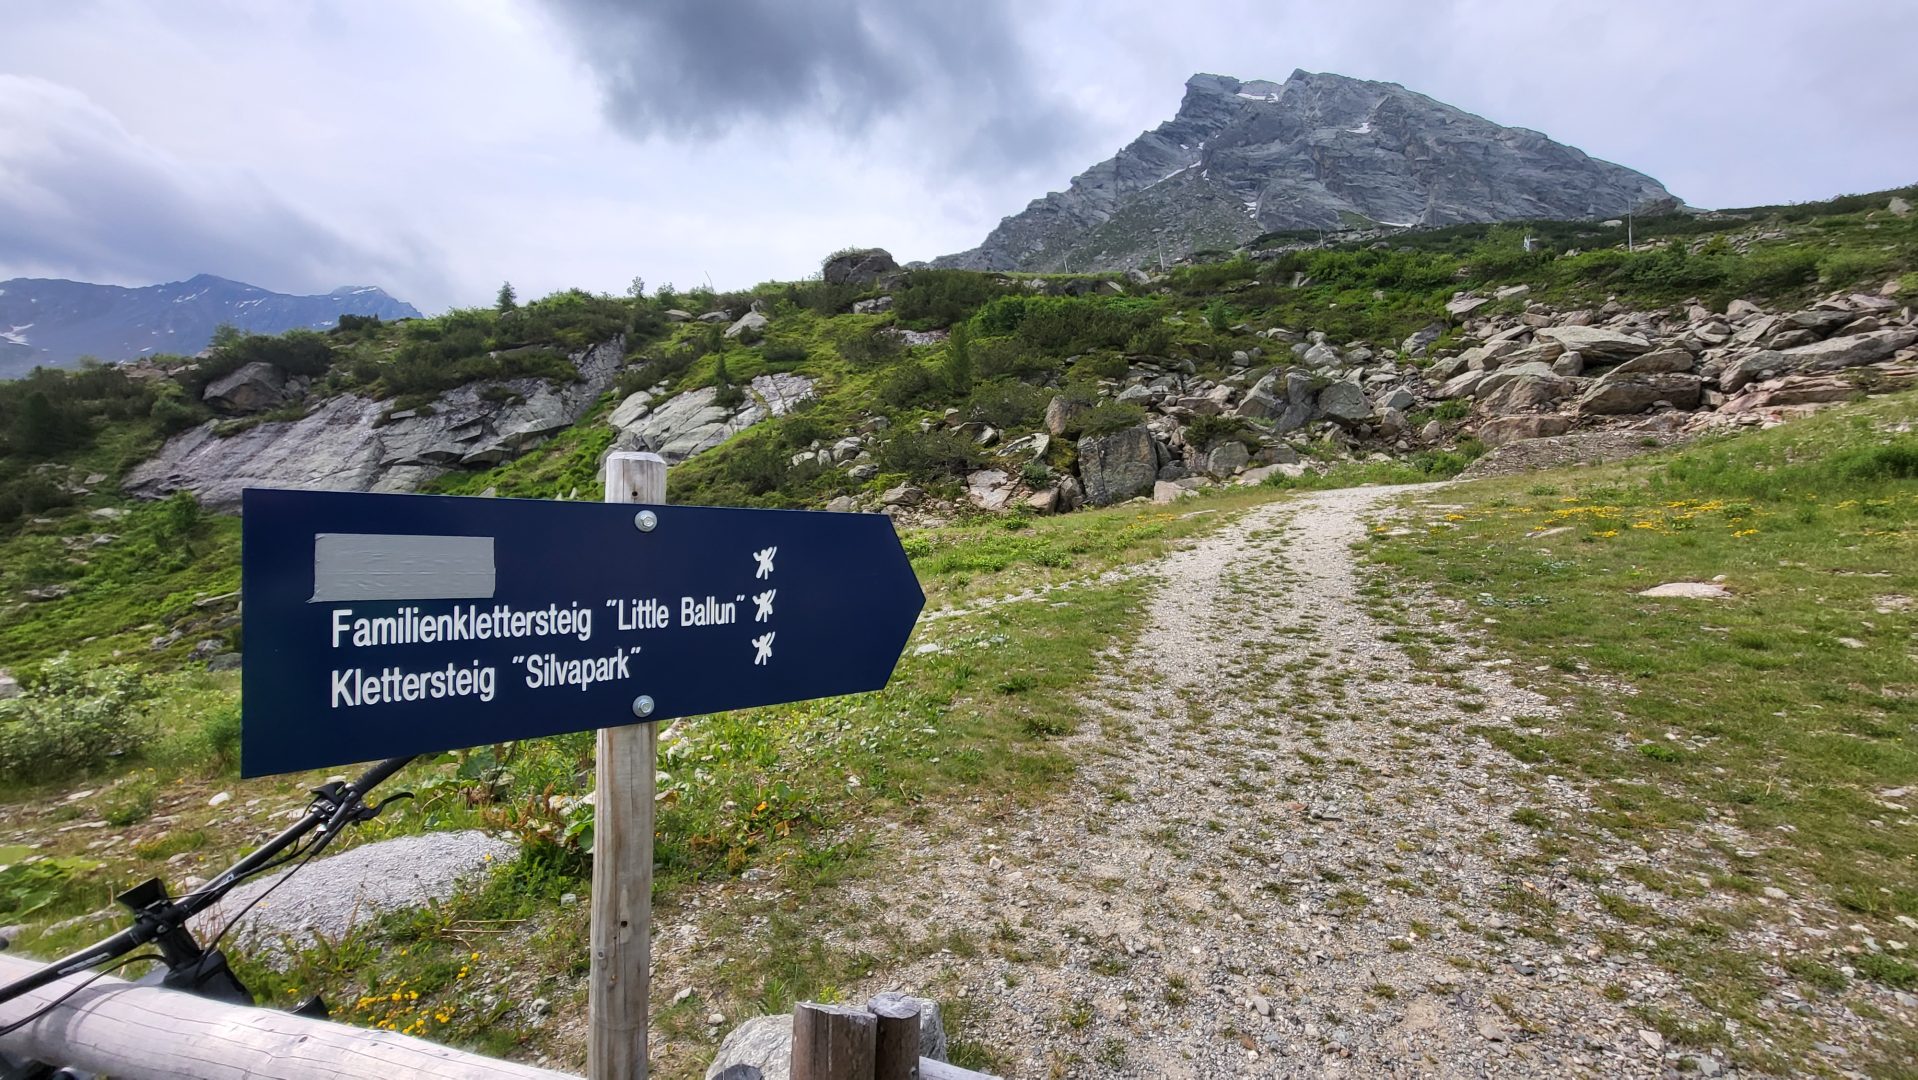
592, 452, 663, 1079
237, 456, 927, 1078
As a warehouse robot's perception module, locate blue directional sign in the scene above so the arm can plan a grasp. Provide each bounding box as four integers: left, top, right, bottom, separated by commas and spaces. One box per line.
239, 488, 925, 777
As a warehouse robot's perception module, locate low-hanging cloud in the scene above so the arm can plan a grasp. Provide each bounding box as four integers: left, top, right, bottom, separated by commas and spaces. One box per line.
0, 74, 436, 295
537, 0, 1085, 173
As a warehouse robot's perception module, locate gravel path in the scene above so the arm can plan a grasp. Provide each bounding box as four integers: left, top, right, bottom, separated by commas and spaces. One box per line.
833, 486, 1723, 1078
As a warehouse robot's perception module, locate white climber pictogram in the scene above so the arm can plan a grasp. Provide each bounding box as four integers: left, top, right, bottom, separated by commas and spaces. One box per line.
753, 546, 777, 579
751, 631, 775, 665
753, 588, 776, 622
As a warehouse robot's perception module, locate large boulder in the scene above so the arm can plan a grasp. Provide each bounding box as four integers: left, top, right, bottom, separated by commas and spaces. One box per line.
1314, 380, 1369, 423
1535, 326, 1654, 362
965, 469, 1017, 511
1579, 373, 1702, 414
1473, 361, 1562, 400
1077, 425, 1159, 506
1273, 371, 1316, 433
1044, 395, 1089, 436
1780, 326, 1918, 371
1234, 373, 1283, 420
1201, 440, 1251, 477
1301, 341, 1341, 368
1436, 369, 1489, 400
1477, 373, 1581, 413
1478, 414, 1574, 447
724, 311, 769, 340
202, 361, 288, 413
821, 248, 901, 287
1717, 350, 1789, 393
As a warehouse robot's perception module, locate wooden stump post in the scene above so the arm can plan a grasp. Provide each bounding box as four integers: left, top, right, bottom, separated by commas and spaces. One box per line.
869, 996, 921, 1080
790, 1002, 876, 1080
590, 452, 667, 1080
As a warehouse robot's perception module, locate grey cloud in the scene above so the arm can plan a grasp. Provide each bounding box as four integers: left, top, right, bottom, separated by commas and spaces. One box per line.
0, 75, 441, 297
538, 0, 1086, 172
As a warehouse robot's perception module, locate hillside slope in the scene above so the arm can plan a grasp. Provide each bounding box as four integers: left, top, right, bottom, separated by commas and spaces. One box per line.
0, 273, 420, 375
935, 70, 1675, 273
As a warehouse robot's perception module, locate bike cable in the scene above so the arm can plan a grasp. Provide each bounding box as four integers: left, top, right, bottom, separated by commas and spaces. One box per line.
0, 952, 162, 1039
202, 825, 336, 953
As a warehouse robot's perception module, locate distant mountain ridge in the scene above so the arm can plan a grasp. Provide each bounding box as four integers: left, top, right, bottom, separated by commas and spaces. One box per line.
0, 273, 421, 376
936, 70, 1678, 273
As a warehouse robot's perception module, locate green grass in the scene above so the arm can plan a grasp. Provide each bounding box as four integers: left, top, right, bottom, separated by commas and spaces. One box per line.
1367, 392, 1918, 1001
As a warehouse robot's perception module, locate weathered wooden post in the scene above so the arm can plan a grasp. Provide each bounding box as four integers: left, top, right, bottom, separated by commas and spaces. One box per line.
791, 1002, 877, 1080
870, 996, 922, 1080
591, 451, 666, 1080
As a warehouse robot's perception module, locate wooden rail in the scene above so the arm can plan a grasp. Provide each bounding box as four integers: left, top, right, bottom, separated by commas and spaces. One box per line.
0, 952, 579, 1080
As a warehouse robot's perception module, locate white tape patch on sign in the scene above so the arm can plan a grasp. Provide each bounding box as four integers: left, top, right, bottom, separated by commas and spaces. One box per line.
310, 532, 496, 603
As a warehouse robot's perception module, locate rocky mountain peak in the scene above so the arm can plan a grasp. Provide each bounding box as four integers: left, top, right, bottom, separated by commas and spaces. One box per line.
935, 71, 1677, 273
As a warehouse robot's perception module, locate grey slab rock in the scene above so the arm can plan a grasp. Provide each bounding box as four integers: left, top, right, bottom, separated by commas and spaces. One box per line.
127, 338, 624, 509
1474, 361, 1561, 399
1477, 373, 1581, 412
1478, 414, 1573, 447
1437, 369, 1489, 400
1077, 425, 1159, 506
202, 361, 288, 413
1378, 387, 1416, 412
1202, 440, 1251, 477
609, 390, 655, 429
965, 469, 1017, 511
613, 372, 816, 463
724, 311, 769, 340
1534, 326, 1653, 361
706, 1016, 792, 1080
1315, 380, 1370, 423
1579, 373, 1702, 414
1780, 326, 1918, 370
1608, 347, 1696, 376
193, 831, 514, 959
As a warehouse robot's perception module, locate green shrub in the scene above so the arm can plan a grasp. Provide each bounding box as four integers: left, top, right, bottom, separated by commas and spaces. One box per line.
1079, 401, 1147, 437
0, 654, 152, 781
762, 339, 810, 366
876, 363, 942, 411
1184, 415, 1251, 449
893, 270, 1005, 328
837, 326, 905, 367
1816, 248, 1892, 286
876, 429, 985, 479
965, 380, 1049, 431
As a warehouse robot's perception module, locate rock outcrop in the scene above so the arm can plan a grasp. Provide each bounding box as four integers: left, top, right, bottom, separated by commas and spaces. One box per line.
125, 338, 624, 509
936, 70, 1674, 272
606, 372, 815, 463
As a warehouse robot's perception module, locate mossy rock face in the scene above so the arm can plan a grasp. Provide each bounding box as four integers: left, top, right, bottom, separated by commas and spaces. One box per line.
1077, 424, 1158, 506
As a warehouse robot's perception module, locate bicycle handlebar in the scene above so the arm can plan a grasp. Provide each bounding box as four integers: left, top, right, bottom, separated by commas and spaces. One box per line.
0, 755, 417, 1011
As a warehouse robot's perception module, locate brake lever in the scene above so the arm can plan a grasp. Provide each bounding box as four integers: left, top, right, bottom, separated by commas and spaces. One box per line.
355, 791, 414, 822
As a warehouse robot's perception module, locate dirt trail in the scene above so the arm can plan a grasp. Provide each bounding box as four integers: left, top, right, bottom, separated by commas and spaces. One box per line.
846, 486, 1703, 1078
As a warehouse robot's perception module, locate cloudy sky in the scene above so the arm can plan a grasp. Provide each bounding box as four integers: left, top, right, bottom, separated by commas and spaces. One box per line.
3, 0, 1914, 313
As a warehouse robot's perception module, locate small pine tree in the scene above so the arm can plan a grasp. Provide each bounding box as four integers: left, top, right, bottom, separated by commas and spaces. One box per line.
712, 352, 745, 408
943, 322, 974, 396
496, 281, 517, 313
627, 276, 646, 300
